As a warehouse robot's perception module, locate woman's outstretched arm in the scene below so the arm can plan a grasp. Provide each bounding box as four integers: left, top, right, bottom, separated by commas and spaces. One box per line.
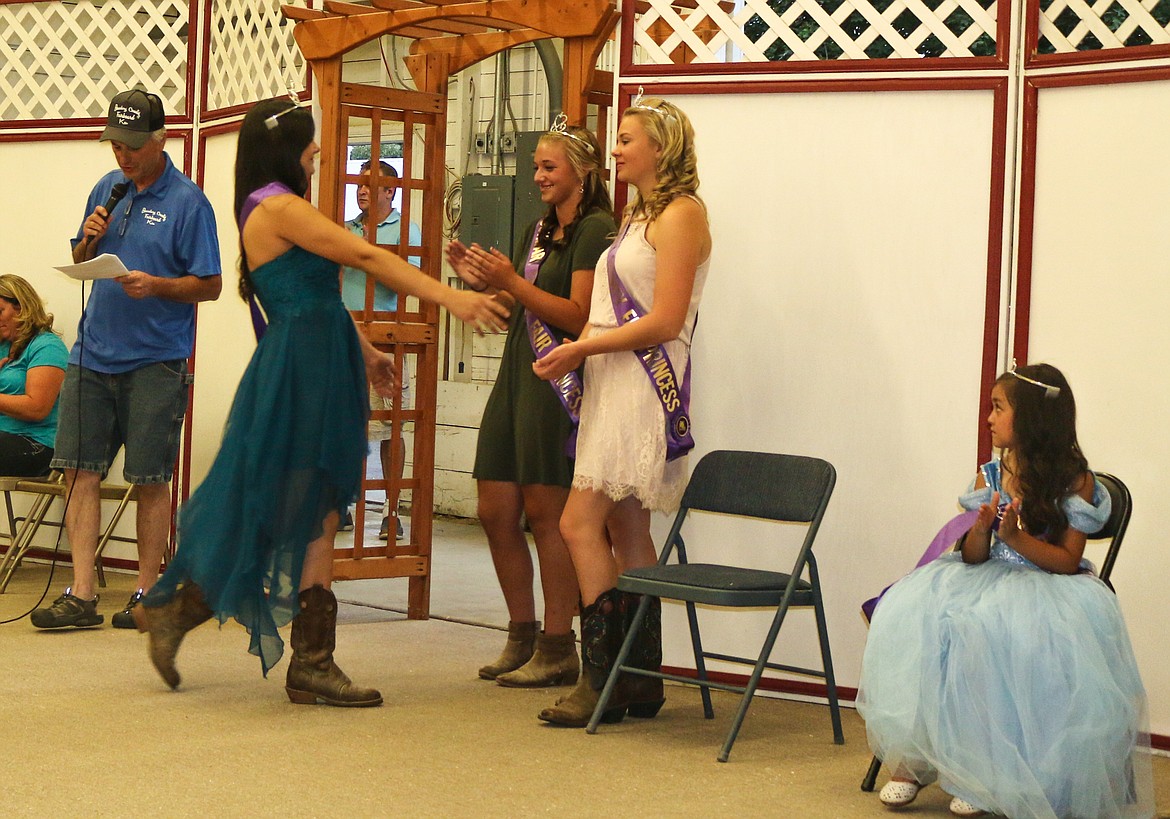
247, 194, 509, 333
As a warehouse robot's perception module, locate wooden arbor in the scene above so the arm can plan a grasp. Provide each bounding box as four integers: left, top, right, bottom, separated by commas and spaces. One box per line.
281, 0, 619, 618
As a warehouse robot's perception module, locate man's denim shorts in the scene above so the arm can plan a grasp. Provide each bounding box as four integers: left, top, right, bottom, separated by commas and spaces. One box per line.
50, 361, 190, 484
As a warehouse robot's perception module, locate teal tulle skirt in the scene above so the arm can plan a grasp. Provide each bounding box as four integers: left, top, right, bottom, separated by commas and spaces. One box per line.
143, 247, 368, 675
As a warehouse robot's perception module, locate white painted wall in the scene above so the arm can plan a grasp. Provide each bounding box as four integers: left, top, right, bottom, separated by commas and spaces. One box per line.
1027, 78, 1170, 738
654, 88, 994, 702
3, 137, 115, 353
188, 130, 256, 486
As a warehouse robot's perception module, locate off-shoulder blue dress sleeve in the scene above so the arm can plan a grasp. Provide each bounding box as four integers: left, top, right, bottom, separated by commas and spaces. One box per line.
856, 461, 1154, 819
143, 243, 368, 676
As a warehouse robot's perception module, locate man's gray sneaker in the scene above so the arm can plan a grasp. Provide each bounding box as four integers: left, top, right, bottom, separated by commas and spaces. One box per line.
30, 588, 103, 629
111, 589, 144, 629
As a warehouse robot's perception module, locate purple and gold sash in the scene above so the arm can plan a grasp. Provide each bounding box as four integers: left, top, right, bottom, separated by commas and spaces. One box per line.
606, 222, 694, 462
523, 221, 583, 439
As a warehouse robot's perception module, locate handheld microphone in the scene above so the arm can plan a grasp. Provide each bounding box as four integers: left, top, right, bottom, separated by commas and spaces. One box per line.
101, 181, 129, 218
81, 181, 129, 251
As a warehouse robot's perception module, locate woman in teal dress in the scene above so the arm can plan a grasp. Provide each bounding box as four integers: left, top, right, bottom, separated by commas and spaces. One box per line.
136, 98, 508, 706
445, 119, 614, 688
857, 364, 1153, 818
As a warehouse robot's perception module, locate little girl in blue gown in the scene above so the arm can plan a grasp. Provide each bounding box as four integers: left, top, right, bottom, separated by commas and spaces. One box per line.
857, 363, 1153, 818
134, 98, 508, 706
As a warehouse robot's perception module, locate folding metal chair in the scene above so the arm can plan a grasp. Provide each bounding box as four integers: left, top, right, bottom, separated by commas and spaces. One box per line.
0, 472, 138, 592
587, 450, 844, 762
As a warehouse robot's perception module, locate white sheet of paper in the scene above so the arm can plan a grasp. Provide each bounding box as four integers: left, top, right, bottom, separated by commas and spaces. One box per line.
54, 254, 130, 281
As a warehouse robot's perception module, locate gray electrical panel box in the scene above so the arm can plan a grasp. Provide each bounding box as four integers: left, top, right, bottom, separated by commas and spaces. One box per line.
460, 129, 555, 260
460, 174, 514, 254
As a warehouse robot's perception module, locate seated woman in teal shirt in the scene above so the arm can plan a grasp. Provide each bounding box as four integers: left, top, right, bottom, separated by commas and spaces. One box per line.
0, 274, 68, 476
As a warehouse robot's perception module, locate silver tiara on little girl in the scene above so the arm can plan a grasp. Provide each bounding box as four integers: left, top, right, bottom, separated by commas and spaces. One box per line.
546, 112, 592, 148
1009, 359, 1061, 399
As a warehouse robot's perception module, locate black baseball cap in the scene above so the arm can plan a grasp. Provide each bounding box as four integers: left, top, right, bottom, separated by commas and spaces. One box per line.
100, 89, 165, 149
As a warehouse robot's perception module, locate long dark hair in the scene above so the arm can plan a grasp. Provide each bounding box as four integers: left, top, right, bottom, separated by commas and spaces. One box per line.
996, 363, 1088, 541
535, 125, 611, 251
234, 98, 315, 300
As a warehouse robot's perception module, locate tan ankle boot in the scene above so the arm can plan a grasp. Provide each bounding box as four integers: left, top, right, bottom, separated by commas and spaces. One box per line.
478, 620, 538, 680
495, 631, 579, 688
285, 585, 382, 707
538, 674, 599, 726
537, 669, 628, 727
135, 583, 213, 690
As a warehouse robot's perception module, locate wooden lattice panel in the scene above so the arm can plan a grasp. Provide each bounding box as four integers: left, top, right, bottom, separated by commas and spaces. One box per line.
632, 0, 998, 64
0, 0, 190, 123
1038, 0, 1170, 53
205, 0, 309, 112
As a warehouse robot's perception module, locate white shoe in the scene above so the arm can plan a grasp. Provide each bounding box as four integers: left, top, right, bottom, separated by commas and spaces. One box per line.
878, 779, 922, 808
948, 796, 986, 817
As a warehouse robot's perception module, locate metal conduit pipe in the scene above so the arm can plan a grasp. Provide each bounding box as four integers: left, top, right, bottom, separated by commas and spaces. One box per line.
534, 39, 563, 125
491, 52, 507, 174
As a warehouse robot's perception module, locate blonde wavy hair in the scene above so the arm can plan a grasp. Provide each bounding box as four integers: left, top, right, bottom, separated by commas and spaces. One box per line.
0, 274, 59, 362
621, 98, 704, 224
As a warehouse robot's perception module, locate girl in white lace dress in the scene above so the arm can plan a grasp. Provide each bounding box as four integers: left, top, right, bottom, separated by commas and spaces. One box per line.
533, 94, 711, 727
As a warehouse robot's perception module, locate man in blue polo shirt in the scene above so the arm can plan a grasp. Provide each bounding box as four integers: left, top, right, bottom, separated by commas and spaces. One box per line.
341, 160, 421, 542
32, 89, 222, 630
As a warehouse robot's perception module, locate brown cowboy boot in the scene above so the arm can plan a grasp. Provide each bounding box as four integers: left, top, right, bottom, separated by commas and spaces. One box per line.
496, 630, 579, 688
134, 583, 214, 690
538, 590, 625, 727
478, 620, 539, 680
285, 584, 382, 707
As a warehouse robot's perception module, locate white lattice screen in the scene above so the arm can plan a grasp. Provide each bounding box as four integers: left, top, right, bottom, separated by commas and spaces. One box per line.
1038, 0, 1170, 54
205, 0, 308, 112
0, 0, 189, 122
632, 0, 999, 63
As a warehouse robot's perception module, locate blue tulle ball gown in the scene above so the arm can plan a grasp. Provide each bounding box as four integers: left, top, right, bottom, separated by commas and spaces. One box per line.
857, 461, 1154, 819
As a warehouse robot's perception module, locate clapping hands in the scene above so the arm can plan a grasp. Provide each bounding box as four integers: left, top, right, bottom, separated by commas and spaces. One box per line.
974, 491, 1021, 542
445, 240, 517, 292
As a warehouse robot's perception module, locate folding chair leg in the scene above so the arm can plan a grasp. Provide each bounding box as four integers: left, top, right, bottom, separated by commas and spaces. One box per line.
717, 603, 795, 762
2, 490, 16, 545
719, 657, 769, 763
861, 755, 883, 792
685, 600, 715, 719
810, 566, 844, 744
93, 486, 136, 589
0, 491, 58, 593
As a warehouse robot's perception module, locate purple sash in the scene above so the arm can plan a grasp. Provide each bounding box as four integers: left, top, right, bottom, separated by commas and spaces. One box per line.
238, 182, 295, 341
605, 222, 694, 462
861, 510, 979, 623
523, 221, 583, 443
